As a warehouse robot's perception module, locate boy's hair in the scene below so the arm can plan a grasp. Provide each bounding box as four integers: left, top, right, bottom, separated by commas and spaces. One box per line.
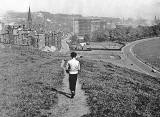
70, 52, 77, 58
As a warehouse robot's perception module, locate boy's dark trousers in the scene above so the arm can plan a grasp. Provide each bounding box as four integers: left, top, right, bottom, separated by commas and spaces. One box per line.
69, 74, 78, 96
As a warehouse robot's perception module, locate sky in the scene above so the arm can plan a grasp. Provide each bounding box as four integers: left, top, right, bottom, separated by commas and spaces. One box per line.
0, 0, 160, 19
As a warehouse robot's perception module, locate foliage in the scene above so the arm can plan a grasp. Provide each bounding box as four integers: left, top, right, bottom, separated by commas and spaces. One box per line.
70, 35, 78, 44
90, 23, 160, 42
109, 23, 160, 42
91, 30, 110, 42
0, 46, 64, 117
84, 34, 90, 43
79, 59, 160, 117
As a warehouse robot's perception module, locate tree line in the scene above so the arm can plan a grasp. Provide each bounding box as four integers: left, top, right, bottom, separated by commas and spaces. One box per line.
84, 23, 160, 43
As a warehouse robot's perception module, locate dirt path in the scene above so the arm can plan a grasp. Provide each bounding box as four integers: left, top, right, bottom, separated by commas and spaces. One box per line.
49, 35, 90, 117
50, 60, 89, 117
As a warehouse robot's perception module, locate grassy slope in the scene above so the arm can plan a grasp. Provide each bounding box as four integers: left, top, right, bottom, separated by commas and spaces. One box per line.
89, 42, 123, 49
79, 58, 160, 117
0, 46, 64, 117
133, 39, 160, 69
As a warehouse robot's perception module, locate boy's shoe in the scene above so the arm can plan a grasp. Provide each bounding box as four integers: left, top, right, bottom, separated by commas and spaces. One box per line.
71, 94, 74, 98
71, 91, 75, 98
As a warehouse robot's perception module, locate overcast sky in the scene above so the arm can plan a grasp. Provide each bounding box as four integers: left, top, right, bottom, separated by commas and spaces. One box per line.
0, 0, 160, 19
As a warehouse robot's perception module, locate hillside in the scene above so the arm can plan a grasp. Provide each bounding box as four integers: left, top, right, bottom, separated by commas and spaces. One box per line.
133, 38, 160, 70
0, 45, 64, 117
79, 58, 160, 117
0, 44, 159, 116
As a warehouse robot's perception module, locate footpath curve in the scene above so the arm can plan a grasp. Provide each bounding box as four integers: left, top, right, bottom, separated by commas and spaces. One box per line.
122, 37, 160, 78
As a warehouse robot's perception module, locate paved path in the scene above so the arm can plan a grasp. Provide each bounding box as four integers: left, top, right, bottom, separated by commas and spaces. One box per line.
122, 37, 160, 78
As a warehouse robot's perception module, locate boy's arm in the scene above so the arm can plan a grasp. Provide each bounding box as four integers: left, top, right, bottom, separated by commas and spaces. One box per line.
78, 62, 80, 71
66, 62, 69, 70
65, 62, 70, 74
66, 61, 70, 70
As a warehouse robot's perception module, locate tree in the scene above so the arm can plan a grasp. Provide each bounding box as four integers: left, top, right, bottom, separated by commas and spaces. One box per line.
70, 35, 78, 44
91, 30, 110, 42
84, 34, 90, 43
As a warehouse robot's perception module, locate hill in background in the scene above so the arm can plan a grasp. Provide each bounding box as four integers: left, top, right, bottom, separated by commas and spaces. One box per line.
2, 11, 121, 33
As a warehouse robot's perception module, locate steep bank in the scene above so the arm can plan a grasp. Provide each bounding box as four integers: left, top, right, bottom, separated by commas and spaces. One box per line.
79, 58, 160, 117
0, 46, 64, 117
122, 37, 160, 77
133, 38, 160, 71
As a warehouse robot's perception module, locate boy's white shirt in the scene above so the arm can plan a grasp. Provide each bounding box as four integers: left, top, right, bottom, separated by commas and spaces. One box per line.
66, 58, 80, 74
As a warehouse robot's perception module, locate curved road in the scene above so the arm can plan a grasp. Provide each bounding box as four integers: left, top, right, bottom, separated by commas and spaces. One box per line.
122, 37, 160, 78
60, 34, 160, 77
60, 33, 70, 53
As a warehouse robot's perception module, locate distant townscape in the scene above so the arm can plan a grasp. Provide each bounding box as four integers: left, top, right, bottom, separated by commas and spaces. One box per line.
0, 7, 62, 51
0, 7, 160, 51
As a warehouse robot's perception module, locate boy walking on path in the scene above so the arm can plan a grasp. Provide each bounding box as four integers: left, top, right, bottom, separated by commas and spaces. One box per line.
66, 52, 80, 98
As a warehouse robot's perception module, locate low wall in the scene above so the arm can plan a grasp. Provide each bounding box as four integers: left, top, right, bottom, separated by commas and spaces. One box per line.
133, 52, 160, 73
68, 42, 125, 51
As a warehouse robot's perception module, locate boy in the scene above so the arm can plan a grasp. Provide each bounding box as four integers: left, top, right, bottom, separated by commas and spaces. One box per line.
66, 52, 80, 98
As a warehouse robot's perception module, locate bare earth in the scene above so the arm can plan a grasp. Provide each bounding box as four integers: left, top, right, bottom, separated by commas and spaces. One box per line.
49, 60, 89, 117
50, 37, 90, 117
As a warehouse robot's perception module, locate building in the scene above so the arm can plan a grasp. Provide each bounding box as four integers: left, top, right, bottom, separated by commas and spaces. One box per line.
91, 19, 107, 32
0, 6, 62, 51
0, 25, 14, 44
55, 31, 62, 50
91, 19, 101, 32
73, 18, 91, 36
0, 22, 5, 33
105, 22, 116, 29
27, 6, 32, 30
45, 32, 55, 47
37, 34, 45, 49
73, 18, 110, 38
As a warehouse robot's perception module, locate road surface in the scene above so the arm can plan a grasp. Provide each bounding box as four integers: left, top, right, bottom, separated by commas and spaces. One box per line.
122, 37, 160, 78
60, 33, 70, 54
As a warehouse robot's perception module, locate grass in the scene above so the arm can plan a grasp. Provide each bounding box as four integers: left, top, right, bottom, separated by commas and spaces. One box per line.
133, 39, 160, 70
0, 45, 64, 117
89, 41, 123, 49
1, 43, 160, 117
78, 58, 160, 117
